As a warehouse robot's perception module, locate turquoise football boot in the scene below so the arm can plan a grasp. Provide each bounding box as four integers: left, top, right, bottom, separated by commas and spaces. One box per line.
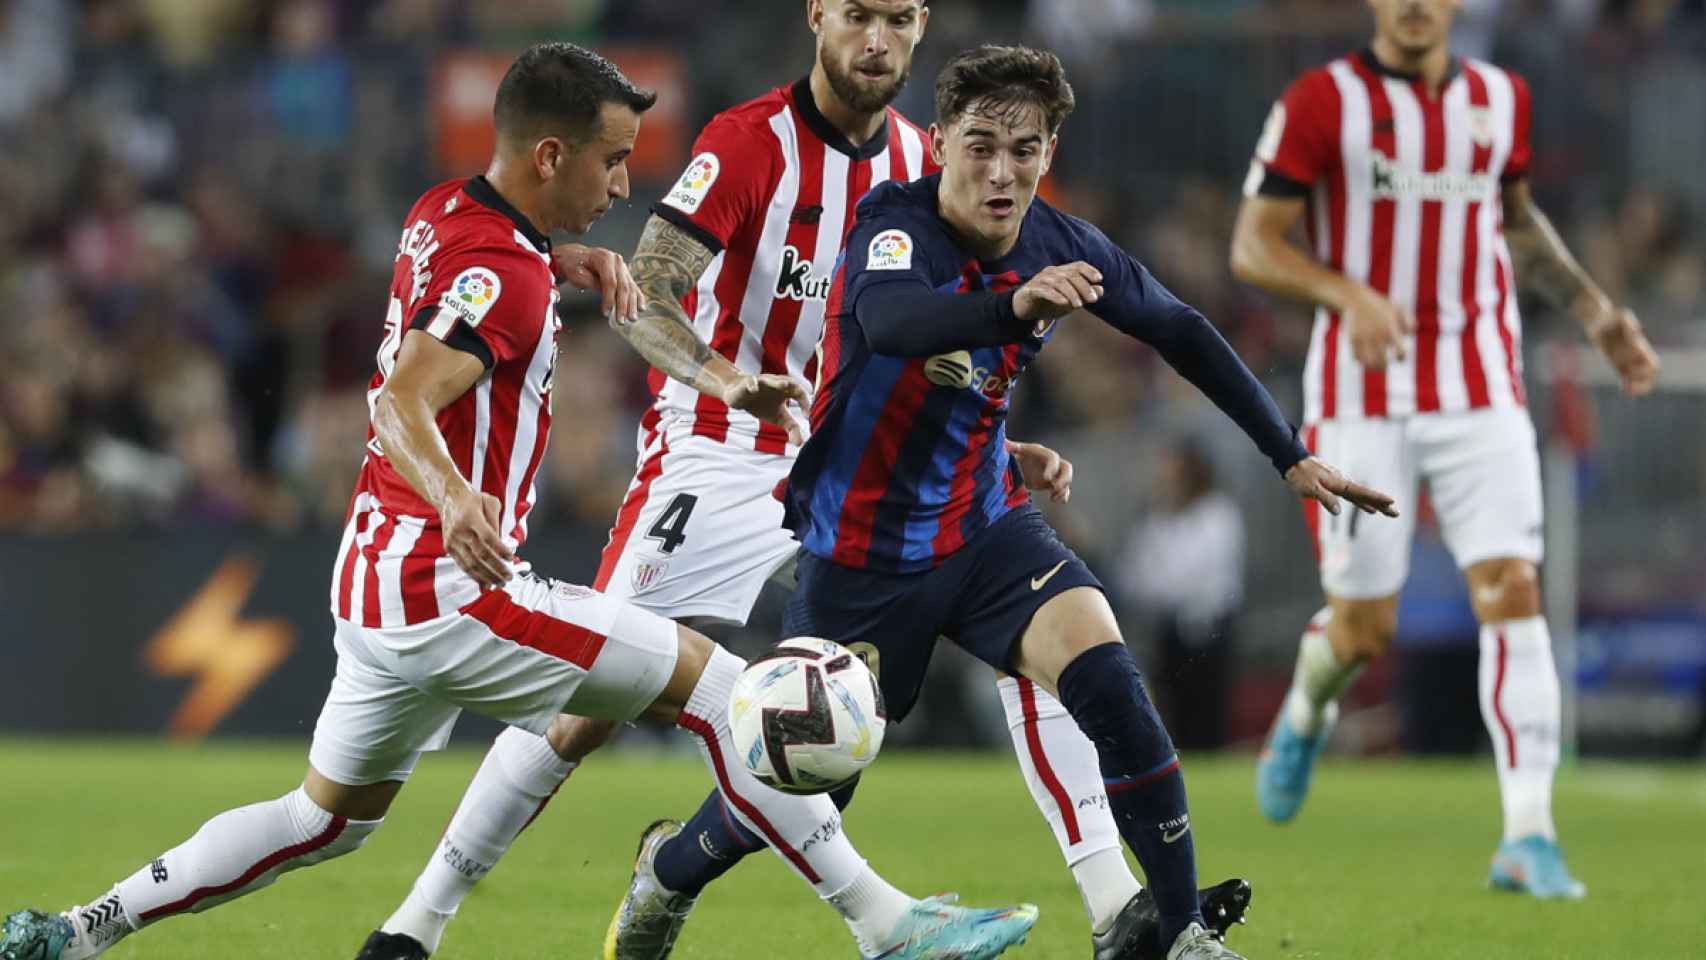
1, 910, 74, 960
866, 898, 1039, 959
1254, 702, 1336, 824
1489, 835, 1587, 899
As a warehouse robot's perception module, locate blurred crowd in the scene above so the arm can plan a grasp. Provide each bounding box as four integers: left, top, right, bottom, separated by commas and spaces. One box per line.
2, 0, 1704, 541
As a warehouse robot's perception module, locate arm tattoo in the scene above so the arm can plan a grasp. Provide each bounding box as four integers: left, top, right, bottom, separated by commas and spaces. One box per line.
1503, 184, 1598, 317
618, 215, 723, 392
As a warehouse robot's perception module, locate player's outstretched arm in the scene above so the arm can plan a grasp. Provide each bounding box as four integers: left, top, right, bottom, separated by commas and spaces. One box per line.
622, 214, 808, 442
374, 331, 514, 588
1283, 456, 1398, 518
1230, 194, 1414, 366
1501, 179, 1659, 396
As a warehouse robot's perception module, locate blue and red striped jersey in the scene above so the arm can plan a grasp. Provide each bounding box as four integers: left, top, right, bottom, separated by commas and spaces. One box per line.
786, 174, 1308, 574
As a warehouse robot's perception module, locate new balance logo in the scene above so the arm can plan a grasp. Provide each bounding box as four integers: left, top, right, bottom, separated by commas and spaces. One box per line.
790, 204, 824, 225
150, 858, 169, 883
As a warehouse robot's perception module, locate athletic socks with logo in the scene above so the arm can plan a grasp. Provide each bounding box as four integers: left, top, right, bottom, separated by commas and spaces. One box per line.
1056, 642, 1202, 949
996, 675, 1142, 934
675, 644, 910, 952
382, 726, 576, 953
1285, 607, 1361, 737
1478, 615, 1561, 842
74, 788, 379, 956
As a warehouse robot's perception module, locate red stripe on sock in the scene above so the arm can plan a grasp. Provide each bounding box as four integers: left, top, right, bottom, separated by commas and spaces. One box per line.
1492, 629, 1517, 768
139, 815, 348, 921
1105, 757, 1181, 794
1016, 678, 1082, 845
677, 711, 820, 884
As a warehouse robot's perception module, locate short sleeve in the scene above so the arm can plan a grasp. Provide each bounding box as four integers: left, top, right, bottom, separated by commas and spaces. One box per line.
1503, 71, 1532, 182
412, 245, 549, 368
652, 114, 777, 254
1243, 69, 1340, 198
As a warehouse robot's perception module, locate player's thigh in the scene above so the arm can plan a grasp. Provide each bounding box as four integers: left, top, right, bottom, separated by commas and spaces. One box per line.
1010, 586, 1124, 697
597, 436, 797, 627
308, 618, 461, 788
1307, 418, 1420, 599
379, 574, 682, 734
1418, 407, 1544, 574
783, 551, 946, 723
945, 505, 1104, 688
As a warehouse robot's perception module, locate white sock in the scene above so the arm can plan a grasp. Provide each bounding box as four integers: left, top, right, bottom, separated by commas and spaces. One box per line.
382, 727, 574, 953
1477, 616, 1560, 842
1285, 607, 1361, 737
71, 788, 378, 958
677, 645, 908, 954
997, 676, 1139, 934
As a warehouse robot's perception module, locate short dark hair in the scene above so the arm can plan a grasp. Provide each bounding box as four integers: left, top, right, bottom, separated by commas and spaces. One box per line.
934, 45, 1076, 134
493, 42, 657, 146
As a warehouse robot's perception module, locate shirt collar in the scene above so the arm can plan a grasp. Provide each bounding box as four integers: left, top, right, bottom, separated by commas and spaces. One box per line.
463, 175, 551, 253
1357, 47, 1460, 87
791, 76, 892, 161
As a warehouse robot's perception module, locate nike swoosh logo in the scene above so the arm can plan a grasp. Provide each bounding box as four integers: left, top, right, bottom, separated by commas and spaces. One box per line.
1163, 826, 1190, 844
1031, 559, 1069, 591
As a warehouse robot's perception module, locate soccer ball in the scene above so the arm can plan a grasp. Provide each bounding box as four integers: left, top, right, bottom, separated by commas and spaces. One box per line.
728, 637, 886, 795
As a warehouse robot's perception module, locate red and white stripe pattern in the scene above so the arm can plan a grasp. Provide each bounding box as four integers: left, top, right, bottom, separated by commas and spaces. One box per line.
652, 87, 932, 453
1283, 56, 1528, 421
331, 179, 561, 628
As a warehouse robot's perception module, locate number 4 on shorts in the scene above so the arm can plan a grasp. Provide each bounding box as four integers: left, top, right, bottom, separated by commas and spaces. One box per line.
645, 493, 697, 554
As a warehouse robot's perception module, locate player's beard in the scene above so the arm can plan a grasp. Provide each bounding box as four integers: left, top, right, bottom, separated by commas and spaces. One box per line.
821, 51, 909, 115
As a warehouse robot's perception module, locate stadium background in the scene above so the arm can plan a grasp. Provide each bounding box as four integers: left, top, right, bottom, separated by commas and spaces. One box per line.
2, 0, 1704, 764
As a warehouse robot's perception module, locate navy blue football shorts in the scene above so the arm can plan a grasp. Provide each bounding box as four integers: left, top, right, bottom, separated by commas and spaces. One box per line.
781, 504, 1102, 723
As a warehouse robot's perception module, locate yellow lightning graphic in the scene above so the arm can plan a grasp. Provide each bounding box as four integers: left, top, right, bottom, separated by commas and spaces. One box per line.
144, 555, 295, 739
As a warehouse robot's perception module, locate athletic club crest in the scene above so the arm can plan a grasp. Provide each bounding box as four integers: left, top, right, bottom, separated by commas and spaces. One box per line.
1467, 106, 1495, 147
632, 556, 670, 593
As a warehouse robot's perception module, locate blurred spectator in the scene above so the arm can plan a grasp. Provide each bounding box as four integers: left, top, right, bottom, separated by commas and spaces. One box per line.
0, 0, 70, 127
1115, 440, 1245, 749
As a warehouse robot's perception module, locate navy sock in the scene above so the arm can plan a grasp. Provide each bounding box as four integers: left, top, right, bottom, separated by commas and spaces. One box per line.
652, 789, 764, 897
1057, 642, 1203, 949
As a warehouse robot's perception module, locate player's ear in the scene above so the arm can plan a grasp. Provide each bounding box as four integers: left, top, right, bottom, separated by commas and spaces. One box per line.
928, 123, 947, 166
915, 3, 929, 39
807, 0, 823, 34
534, 137, 565, 182
1040, 133, 1059, 177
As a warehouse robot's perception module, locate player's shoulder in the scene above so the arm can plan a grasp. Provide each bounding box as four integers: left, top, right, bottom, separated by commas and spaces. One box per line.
854, 175, 937, 223
1280, 57, 1351, 104
698, 85, 795, 147
1459, 57, 1530, 97
885, 105, 930, 141
1027, 196, 1109, 259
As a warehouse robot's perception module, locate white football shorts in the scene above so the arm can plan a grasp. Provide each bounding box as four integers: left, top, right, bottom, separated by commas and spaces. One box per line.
596, 429, 800, 626
308, 573, 679, 785
1305, 405, 1544, 599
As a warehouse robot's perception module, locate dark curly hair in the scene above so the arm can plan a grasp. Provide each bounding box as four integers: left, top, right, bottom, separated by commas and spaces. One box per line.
934, 44, 1076, 134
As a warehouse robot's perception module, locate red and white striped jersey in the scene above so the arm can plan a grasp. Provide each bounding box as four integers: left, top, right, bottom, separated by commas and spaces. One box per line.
647, 77, 936, 453
1245, 50, 1533, 422
332, 176, 561, 627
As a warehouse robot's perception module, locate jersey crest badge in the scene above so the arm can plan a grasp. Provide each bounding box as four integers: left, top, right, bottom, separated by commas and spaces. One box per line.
632, 556, 670, 593
867, 229, 913, 271
663, 153, 721, 214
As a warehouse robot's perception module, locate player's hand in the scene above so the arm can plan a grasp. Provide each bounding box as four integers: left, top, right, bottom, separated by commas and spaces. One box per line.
555, 244, 645, 324
1284, 456, 1398, 518
1587, 304, 1659, 396
1343, 284, 1414, 367
441, 486, 514, 590
1007, 440, 1073, 503
723, 373, 812, 446
1013, 262, 1104, 324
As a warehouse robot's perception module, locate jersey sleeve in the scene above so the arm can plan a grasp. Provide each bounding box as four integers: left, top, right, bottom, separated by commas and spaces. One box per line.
411, 244, 549, 369
651, 113, 778, 254
841, 191, 941, 307
1244, 69, 1340, 199
1503, 70, 1532, 182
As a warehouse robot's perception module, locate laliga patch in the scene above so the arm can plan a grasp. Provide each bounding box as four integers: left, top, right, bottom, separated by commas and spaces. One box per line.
662, 153, 721, 215
440, 266, 502, 326
866, 229, 913, 271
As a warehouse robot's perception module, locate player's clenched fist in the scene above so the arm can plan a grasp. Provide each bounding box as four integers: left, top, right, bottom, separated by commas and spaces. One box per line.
441, 486, 515, 590
1013, 261, 1104, 323
1342, 283, 1415, 367
1284, 456, 1399, 518
1588, 304, 1659, 397
724, 373, 812, 446
555, 243, 645, 324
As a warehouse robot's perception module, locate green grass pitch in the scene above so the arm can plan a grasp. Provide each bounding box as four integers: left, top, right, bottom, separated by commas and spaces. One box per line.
1, 739, 1699, 958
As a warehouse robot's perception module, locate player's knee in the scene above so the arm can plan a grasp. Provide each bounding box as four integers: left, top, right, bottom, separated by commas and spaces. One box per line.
643, 625, 718, 723
1467, 559, 1541, 622
545, 714, 617, 764
1054, 642, 1174, 770
1329, 598, 1398, 663
289, 787, 381, 865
